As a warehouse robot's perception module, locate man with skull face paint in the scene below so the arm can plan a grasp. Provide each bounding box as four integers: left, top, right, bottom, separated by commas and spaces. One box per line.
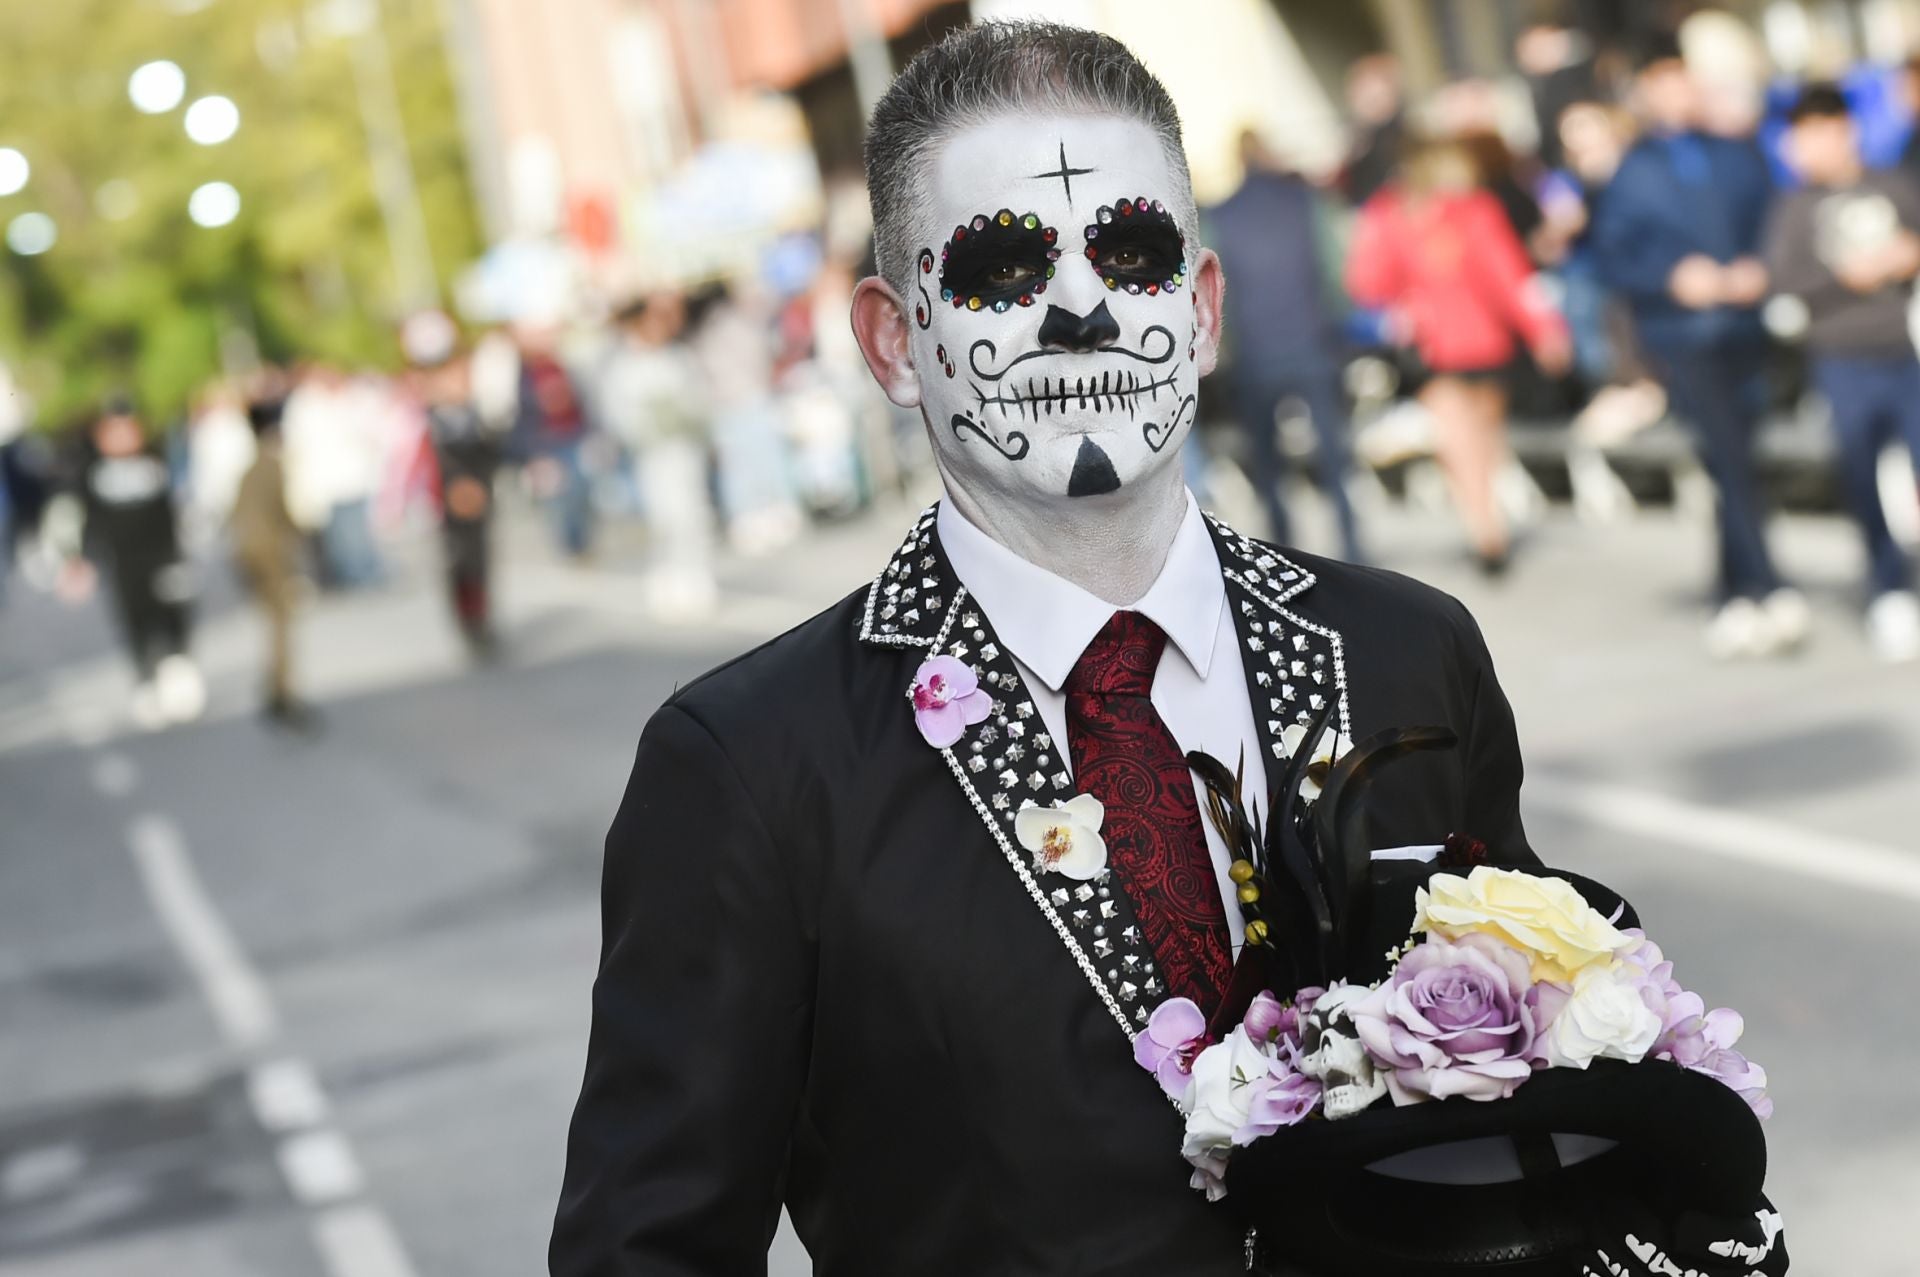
553, 24, 1565, 1277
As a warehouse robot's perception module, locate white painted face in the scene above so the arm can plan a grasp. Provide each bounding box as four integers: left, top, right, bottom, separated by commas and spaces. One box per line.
908, 114, 1202, 507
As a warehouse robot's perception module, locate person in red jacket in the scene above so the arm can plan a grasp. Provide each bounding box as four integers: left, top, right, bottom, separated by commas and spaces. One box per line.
1348, 135, 1570, 573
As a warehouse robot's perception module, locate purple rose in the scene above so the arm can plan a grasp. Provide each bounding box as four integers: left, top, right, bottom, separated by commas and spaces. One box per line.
1135, 997, 1210, 1102
909, 655, 992, 748
1349, 931, 1538, 1104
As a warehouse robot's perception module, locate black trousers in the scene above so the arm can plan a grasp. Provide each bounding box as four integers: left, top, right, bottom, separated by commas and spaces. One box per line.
1229, 369, 1364, 563
110, 561, 189, 679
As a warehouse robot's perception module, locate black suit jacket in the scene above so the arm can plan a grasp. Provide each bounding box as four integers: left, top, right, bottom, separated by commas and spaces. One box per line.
550, 509, 1537, 1277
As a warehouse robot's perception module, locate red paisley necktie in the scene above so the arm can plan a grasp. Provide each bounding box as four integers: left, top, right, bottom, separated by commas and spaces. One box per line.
1064, 611, 1232, 1015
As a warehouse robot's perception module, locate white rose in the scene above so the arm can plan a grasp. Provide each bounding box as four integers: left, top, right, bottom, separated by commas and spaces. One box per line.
1537, 961, 1663, 1069
1179, 1029, 1268, 1163
1014, 793, 1107, 880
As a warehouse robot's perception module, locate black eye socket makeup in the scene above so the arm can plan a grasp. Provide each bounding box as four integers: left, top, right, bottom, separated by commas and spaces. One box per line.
1082, 196, 1187, 296
939, 209, 1062, 314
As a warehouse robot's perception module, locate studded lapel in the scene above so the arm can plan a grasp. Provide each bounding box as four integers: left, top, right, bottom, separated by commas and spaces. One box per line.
859, 506, 1167, 1042
1202, 514, 1352, 789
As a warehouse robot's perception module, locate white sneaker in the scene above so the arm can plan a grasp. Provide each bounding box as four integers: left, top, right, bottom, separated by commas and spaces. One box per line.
154, 654, 207, 723
1758, 588, 1812, 655
130, 681, 167, 731
1705, 598, 1766, 661
1867, 590, 1920, 663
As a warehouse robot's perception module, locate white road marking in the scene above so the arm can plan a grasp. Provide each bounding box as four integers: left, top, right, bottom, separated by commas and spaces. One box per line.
249, 1058, 330, 1132
1527, 774, 1920, 902
312, 1205, 418, 1277
127, 814, 277, 1050
124, 813, 421, 1277
90, 751, 138, 798
1, 1142, 84, 1201
278, 1129, 367, 1205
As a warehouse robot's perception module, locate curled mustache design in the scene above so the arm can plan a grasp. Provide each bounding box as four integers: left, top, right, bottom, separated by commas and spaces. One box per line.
1142, 394, 1197, 454
970, 368, 1183, 422
967, 324, 1177, 383
950, 412, 1030, 461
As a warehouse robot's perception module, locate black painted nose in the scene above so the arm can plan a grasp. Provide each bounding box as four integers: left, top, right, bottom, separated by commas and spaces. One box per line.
1037, 300, 1120, 352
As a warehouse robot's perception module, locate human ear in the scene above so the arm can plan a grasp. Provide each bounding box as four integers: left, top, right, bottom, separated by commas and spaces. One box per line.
851, 277, 923, 409
1189, 247, 1226, 378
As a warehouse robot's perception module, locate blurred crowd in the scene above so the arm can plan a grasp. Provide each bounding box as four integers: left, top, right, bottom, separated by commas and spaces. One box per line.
8, 9, 1920, 739
0, 268, 920, 732
1202, 15, 1920, 665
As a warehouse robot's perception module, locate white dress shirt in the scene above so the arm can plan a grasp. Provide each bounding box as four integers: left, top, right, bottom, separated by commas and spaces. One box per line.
938, 492, 1268, 949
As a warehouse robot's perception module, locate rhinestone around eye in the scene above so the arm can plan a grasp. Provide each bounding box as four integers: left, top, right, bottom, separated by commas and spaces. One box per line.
972, 215, 988, 231
996, 209, 1013, 226
1097, 207, 1113, 224
1023, 213, 1039, 229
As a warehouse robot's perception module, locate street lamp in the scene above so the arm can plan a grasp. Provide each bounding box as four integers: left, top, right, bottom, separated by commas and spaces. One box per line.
0, 148, 28, 197
129, 60, 187, 114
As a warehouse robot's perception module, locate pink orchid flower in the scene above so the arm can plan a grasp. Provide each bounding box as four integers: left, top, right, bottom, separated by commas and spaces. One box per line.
910, 655, 993, 748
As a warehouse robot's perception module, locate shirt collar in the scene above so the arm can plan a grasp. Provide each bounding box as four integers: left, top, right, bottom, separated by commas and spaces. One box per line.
936, 491, 1226, 692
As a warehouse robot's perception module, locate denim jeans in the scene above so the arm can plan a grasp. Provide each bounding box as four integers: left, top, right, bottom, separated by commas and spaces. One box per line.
1810, 352, 1920, 596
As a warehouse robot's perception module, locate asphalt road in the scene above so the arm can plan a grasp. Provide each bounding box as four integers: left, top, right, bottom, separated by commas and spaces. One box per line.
1, 488, 1914, 1276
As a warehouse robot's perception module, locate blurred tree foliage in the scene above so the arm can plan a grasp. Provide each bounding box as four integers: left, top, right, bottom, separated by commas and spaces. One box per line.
0, 0, 481, 429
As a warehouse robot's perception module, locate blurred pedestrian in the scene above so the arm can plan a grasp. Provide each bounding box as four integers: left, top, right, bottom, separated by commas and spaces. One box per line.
231, 397, 316, 730
283, 364, 387, 589
599, 294, 718, 619
511, 327, 598, 562
421, 345, 506, 655
1347, 135, 1571, 574
1341, 54, 1405, 207
68, 400, 205, 728
1590, 37, 1806, 659
1207, 128, 1363, 561
1768, 84, 1920, 663
183, 381, 256, 548
690, 284, 802, 555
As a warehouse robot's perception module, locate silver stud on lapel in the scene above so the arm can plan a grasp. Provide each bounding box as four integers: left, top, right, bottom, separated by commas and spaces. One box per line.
1050, 888, 1070, 907
1293, 634, 1309, 651
1256, 672, 1271, 686
1310, 694, 1326, 711
1093, 938, 1113, 958
1119, 981, 1139, 1002
1016, 702, 1035, 719
991, 792, 1010, 810
1027, 769, 1046, 788
1035, 733, 1052, 750
1100, 900, 1119, 919
1247, 636, 1264, 652
1051, 771, 1071, 790
1123, 926, 1141, 944
1268, 719, 1283, 734
1282, 683, 1296, 701
1072, 908, 1090, 927
1291, 660, 1307, 676
1074, 883, 1095, 903
881, 604, 897, 620
968, 756, 987, 773
1004, 744, 1025, 763
1144, 976, 1163, 996
1272, 741, 1286, 758
1007, 721, 1026, 738
1134, 1007, 1149, 1026
903, 609, 920, 625
924, 596, 941, 612
981, 643, 1000, 661
998, 769, 1018, 788
920, 555, 936, 570
962, 612, 980, 628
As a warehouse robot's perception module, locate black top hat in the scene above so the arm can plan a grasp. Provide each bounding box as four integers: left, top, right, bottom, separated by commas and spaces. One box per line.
1188, 710, 1778, 1276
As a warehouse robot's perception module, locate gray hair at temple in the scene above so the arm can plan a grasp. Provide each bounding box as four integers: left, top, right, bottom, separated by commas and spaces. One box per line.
863, 21, 1198, 297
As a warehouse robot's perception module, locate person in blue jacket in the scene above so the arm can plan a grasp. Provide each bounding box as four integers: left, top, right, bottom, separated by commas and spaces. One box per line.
1590, 36, 1809, 659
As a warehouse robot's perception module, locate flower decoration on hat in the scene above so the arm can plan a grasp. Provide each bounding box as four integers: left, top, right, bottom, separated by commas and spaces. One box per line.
909, 654, 993, 748
1014, 793, 1107, 880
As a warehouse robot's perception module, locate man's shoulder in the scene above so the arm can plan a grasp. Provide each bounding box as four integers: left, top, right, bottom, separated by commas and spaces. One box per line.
649, 583, 881, 764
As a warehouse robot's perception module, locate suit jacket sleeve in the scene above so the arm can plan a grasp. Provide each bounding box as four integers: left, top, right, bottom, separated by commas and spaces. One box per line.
550, 703, 812, 1277
1591, 151, 1683, 302
1452, 602, 1537, 868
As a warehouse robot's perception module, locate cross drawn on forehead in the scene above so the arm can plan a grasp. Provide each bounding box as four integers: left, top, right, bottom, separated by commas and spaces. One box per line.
1028, 141, 1097, 202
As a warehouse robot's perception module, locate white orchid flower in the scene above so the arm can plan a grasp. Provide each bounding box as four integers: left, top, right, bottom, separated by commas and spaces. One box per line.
1015, 793, 1107, 881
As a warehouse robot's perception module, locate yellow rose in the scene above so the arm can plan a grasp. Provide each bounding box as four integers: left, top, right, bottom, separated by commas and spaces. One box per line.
1412, 867, 1628, 984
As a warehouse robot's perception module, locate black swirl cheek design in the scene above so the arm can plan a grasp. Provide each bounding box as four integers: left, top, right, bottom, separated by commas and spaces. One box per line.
914, 248, 934, 329
951, 412, 1030, 462
1142, 394, 1196, 454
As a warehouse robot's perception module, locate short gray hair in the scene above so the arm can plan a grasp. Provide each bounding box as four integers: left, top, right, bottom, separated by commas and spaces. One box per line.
864, 21, 1197, 297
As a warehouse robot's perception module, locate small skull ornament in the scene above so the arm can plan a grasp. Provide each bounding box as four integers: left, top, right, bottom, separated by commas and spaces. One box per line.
1299, 984, 1388, 1120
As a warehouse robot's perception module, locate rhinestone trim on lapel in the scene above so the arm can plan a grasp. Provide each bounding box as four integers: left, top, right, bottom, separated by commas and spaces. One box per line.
861, 508, 1167, 1041
1201, 513, 1353, 767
